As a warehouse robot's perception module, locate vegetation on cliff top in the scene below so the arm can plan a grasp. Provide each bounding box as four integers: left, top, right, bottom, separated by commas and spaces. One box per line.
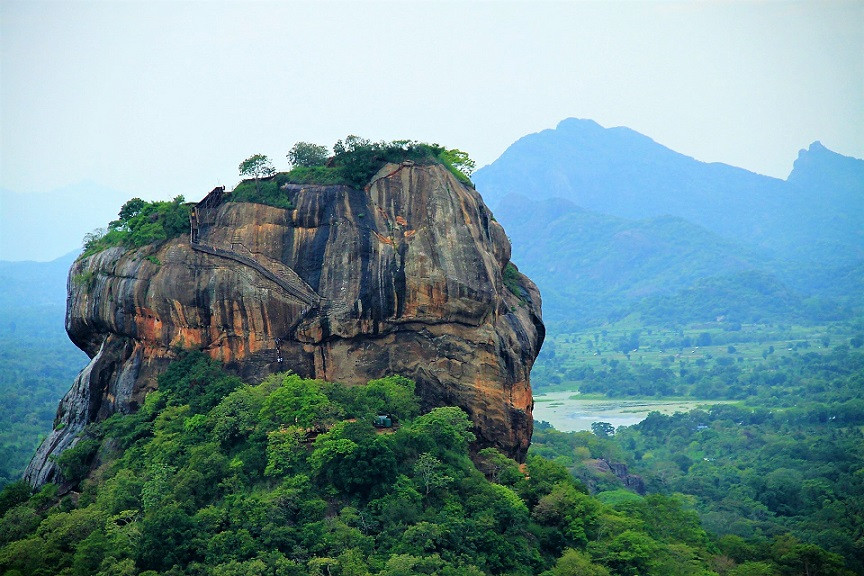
232, 137, 476, 209
76, 137, 475, 259
79, 196, 191, 260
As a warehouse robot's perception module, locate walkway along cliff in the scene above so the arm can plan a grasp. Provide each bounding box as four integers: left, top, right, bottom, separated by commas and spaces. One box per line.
25, 161, 544, 487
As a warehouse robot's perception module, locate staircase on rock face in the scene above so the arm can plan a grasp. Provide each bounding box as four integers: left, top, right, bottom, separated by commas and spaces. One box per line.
189, 186, 321, 309
189, 242, 320, 307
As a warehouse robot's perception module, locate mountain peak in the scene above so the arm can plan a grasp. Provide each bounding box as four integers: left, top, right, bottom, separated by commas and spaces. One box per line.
555, 117, 603, 131
788, 140, 864, 189
794, 139, 863, 164
553, 117, 660, 146
475, 117, 771, 225
474, 118, 863, 267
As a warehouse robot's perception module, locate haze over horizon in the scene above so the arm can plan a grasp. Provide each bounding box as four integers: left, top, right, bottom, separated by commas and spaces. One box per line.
2, 0, 862, 261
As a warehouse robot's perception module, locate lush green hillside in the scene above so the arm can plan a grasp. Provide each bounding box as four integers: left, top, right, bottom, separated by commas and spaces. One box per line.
491, 195, 856, 331
531, 408, 864, 575
0, 354, 744, 576
495, 197, 747, 325
492, 196, 861, 331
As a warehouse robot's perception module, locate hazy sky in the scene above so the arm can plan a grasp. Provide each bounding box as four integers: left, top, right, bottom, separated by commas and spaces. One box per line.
1, 0, 862, 261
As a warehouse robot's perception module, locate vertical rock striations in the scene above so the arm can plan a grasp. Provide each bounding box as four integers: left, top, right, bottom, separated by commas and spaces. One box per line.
25, 162, 544, 486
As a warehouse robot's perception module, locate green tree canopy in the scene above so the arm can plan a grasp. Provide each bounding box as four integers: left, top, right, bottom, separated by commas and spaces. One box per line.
81, 195, 190, 258
438, 147, 476, 176
287, 142, 329, 168
259, 373, 342, 430
238, 154, 275, 190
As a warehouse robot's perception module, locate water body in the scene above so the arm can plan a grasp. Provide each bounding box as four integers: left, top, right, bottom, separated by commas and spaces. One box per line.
533, 390, 719, 433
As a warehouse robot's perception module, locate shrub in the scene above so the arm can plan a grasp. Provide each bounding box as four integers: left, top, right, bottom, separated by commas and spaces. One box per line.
72, 269, 96, 289
287, 142, 329, 168
503, 262, 527, 304
229, 173, 296, 209
53, 437, 101, 486
0, 481, 32, 516
157, 350, 242, 414
80, 196, 190, 258
284, 165, 347, 186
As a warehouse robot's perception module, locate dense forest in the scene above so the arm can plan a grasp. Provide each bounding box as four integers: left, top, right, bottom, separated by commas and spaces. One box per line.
526, 317, 864, 572
3, 352, 856, 576
0, 334, 83, 487
531, 406, 864, 574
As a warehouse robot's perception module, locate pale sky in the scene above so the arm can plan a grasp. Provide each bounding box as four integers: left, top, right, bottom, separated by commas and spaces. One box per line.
1, 0, 862, 261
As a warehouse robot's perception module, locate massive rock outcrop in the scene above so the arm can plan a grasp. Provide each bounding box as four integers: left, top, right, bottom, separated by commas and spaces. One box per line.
25, 162, 544, 486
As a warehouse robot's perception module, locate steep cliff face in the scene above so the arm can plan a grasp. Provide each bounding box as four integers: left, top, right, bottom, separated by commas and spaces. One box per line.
25, 162, 544, 486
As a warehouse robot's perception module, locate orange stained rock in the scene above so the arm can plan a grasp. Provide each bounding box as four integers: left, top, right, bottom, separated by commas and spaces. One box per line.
373, 231, 394, 245
509, 379, 533, 411
170, 326, 203, 350
135, 306, 163, 342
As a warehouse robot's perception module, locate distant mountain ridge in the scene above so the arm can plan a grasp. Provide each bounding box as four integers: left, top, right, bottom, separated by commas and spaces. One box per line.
0, 251, 81, 336
0, 252, 77, 306
492, 195, 768, 326
474, 118, 864, 327
474, 118, 863, 266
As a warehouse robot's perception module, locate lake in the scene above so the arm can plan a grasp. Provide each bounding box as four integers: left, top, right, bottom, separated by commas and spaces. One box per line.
532, 390, 720, 432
